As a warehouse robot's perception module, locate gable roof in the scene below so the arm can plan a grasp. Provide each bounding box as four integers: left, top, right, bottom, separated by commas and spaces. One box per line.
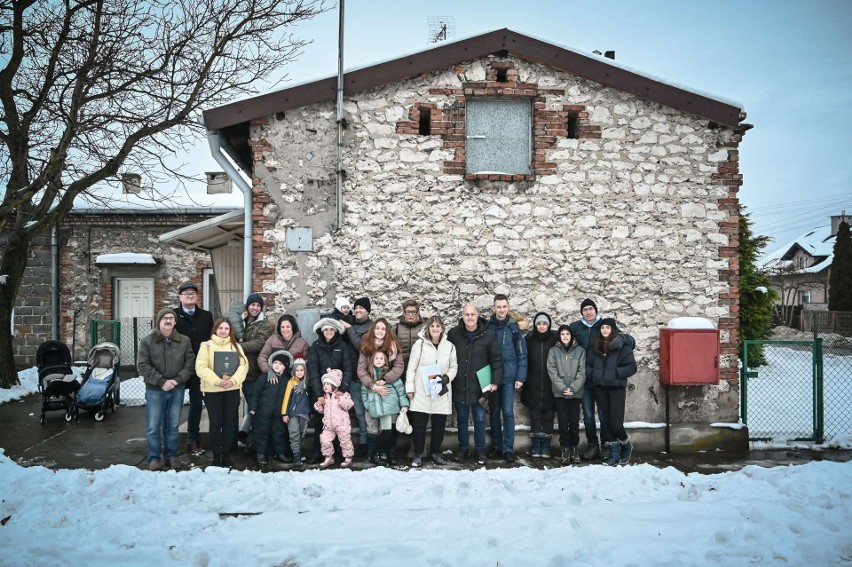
761, 225, 835, 274
203, 28, 744, 132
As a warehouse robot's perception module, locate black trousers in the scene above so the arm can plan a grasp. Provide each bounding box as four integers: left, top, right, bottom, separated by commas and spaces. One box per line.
204, 389, 241, 466
554, 397, 581, 448
409, 411, 448, 456
527, 404, 556, 436
595, 386, 627, 443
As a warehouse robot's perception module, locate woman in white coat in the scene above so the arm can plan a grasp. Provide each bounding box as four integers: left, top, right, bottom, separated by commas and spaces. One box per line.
405, 315, 458, 467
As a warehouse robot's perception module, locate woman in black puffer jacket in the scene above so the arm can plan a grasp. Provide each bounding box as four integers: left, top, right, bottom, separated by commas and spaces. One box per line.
587, 318, 637, 466
521, 312, 558, 458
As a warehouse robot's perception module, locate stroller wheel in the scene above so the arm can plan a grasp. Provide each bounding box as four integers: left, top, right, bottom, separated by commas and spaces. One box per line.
64, 412, 73, 423
94, 411, 105, 422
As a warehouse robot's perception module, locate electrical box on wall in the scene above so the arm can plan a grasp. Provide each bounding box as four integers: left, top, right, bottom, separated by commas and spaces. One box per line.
659, 328, 720, 385
286, 227, 313, 252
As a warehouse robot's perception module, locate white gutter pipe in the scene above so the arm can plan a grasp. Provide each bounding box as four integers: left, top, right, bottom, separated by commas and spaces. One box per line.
202, 123, 253, 300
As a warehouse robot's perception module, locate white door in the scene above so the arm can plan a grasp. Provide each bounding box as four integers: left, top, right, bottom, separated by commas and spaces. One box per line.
115, 278, 154, 365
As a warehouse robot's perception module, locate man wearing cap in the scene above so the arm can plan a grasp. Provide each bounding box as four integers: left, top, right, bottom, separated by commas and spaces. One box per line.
569, 298, 605, 460
342, 296, 373, 456
237, 293, 276, 449
173, 281, 215, 455
138, 309, 195, 471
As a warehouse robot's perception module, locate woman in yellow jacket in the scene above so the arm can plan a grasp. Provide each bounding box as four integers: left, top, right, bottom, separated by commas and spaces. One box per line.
195, 318, 248, 468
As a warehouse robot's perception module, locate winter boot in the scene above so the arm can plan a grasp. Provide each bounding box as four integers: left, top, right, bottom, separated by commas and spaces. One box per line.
411, 454, 423, 468
530, 433, 541, 459
367, 435, 384, 465
560, 447, 572, 465
603, 442, 620, 466
581, 442, 600, 461
618, 437, 633, 465
541, 435, 552, 458
319, 455, 335, 468
568, 445, 580, 464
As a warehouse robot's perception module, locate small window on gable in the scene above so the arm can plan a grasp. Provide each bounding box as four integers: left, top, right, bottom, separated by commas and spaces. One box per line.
567, 111, 579, 139
466, 99, 531, 175
418, 107, 431, 135
495, 68, 509, 83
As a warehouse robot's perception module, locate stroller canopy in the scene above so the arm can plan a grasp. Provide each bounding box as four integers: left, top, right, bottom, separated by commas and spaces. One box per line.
86, 342, 121, 369
36, 340, 72, 369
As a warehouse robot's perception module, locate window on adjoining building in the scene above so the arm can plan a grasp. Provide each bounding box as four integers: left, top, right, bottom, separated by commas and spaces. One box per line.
466, 99, 531, 175
800, 291, 811, 305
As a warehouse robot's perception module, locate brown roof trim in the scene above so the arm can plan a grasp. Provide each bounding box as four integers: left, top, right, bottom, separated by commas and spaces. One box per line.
203, 28, 743, 130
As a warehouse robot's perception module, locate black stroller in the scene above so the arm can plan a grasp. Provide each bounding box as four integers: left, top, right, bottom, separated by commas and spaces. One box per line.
36, 340, 79, 424
75, 342, 121, 421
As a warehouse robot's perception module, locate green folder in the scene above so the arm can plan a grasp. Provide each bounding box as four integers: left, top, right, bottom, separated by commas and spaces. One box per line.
476, 365, 492, 392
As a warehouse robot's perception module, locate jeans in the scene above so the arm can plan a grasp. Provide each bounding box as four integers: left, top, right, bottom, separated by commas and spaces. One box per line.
145, 386, 185, 462
488, 384, 517, 452
582, 384, 605, 445
455, 402, 487, 451
187, 386, 203, 443
348, 381, 368, 444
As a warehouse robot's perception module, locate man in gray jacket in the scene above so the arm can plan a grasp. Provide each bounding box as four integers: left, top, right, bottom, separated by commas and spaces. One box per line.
138, 308, 195, 471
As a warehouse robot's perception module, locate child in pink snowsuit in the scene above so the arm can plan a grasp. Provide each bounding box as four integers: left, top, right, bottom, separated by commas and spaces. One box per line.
313, 368, 355, 468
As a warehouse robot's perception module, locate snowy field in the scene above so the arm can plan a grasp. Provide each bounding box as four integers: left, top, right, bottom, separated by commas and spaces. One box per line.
0, 449, 849, 566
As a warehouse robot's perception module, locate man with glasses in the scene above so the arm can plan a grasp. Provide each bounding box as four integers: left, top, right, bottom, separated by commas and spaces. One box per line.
138, 309, 195, 470
173, 281, 214, 455
394, 299, 426, 373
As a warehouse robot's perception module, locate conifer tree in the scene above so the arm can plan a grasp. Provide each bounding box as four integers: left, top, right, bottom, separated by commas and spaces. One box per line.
739, 211, 777, 365
828, 221, 852, 311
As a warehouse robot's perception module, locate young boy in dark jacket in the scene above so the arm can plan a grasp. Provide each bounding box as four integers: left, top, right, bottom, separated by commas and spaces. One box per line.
249, 349, 293, 466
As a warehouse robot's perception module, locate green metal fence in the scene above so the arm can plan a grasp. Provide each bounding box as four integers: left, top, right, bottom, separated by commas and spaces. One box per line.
742, 340, 824, 443
89, 317, 153, 406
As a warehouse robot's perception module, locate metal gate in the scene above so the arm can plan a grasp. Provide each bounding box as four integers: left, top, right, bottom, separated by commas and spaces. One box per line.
741, 340, 824, 443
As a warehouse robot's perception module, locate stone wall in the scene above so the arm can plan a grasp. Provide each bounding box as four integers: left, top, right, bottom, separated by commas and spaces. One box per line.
249, 54, 746, 428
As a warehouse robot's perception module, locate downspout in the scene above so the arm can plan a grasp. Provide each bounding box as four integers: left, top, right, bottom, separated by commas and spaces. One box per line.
334, 0, 345, 232
50, 225, 59, 339
202, 123, 253, 300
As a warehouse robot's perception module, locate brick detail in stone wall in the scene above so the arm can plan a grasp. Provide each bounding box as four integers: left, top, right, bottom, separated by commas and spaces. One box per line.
398, 61, 601, 182
713, 124, 748, 386
249, 120, 278, 309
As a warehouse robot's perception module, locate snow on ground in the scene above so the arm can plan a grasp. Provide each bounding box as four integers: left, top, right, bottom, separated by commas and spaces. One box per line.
0, 450, 849, 566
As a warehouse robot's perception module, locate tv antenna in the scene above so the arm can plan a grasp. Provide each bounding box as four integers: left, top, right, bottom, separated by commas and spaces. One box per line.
427, 16, 455, 44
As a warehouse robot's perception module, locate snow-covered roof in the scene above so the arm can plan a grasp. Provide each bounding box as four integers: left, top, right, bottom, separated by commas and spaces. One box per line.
95, 253, 157, 265
761, 224, 835, 273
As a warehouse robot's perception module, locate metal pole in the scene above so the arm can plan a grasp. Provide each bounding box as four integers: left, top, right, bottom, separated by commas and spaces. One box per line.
665, 384, 671, 453
334, 0, 345, 232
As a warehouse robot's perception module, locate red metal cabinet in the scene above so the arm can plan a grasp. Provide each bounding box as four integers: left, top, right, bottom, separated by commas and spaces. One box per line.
659, 328, 720, 385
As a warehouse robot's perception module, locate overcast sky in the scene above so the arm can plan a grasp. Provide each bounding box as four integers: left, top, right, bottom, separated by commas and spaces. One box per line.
166, 0, 851, 252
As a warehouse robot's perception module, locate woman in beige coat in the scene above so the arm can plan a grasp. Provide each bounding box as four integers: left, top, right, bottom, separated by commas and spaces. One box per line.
405, 315, 458, 467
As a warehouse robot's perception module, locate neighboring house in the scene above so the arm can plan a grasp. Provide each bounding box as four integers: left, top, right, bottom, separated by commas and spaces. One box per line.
13, 208, 236, 366
761, 212, 851, 310
201, 29, 750, 450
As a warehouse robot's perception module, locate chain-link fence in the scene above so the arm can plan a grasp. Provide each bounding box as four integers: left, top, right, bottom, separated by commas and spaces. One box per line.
89, 317, 153, 406
742, 340, 821, 442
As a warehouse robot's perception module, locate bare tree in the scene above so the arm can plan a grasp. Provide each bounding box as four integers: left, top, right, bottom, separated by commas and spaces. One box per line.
767, 264, 829, 327
0, 0, 327, 387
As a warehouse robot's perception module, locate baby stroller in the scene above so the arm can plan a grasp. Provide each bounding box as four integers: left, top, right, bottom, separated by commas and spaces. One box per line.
36, 340, 80, 424
76, 342, 121, 422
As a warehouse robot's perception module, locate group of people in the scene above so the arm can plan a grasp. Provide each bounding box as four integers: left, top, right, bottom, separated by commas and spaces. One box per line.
137, 283, 637, 471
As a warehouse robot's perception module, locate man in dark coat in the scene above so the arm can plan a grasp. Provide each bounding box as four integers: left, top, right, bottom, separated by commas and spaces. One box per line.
237, 292, 276, 446
173, 281, 214, 454
138, 308, 195, 470
568, 298, 604, 460
447, 304, 503, 465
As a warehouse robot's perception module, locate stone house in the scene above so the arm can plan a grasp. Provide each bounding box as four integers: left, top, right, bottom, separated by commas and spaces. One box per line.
202, 29, 750, 450
12, 208, 234, 366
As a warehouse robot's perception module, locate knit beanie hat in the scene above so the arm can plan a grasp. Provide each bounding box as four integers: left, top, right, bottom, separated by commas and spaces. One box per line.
353, 296, 372, 313
600, 318, 619, 332
246, 293, 264, 309
156, 308, 175, 326
534, 313, 551, 327
292, 358, 308, 377
321, 368, 343, 389
335, 295, 351, 311
269, 349, 294, 369
580, 298, 598, 314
